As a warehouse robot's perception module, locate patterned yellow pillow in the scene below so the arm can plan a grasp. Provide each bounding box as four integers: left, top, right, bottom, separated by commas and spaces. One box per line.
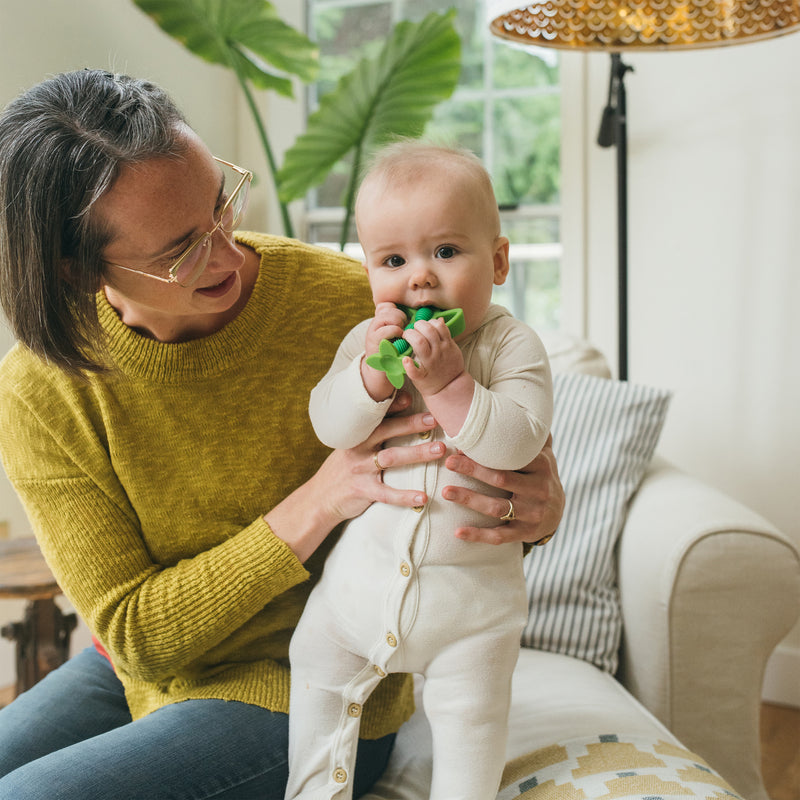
499, 735, 744, 800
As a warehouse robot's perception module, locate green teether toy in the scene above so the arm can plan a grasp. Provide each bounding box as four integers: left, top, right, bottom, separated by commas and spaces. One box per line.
365, 305, 465, 389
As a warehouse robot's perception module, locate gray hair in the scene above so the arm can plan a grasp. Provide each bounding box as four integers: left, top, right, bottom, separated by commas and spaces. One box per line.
0, 70, 188, 374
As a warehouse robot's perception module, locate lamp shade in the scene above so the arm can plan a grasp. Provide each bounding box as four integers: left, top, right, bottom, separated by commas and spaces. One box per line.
488, 0, 800, 50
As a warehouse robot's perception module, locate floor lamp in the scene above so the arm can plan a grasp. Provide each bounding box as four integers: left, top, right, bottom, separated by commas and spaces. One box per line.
487, 0, 800, 380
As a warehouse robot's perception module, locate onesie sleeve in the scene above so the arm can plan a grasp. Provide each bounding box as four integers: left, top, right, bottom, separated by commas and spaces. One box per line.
308, 319, 395, 449
447, 316, 553, 471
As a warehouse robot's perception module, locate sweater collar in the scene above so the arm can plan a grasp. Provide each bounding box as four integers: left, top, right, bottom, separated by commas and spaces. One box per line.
96, 232, 287, 382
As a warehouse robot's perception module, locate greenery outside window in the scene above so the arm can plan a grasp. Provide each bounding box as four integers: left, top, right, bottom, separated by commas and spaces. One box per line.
304, 0, 563, 331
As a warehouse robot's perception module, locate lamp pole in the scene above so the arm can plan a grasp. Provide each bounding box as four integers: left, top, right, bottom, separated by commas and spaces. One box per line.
597, 53, 633, 381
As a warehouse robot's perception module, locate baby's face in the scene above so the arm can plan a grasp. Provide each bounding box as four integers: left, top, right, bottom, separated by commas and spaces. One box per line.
356, 172, 508, 338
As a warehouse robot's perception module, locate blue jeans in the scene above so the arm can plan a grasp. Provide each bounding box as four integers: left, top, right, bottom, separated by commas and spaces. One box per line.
0, 648, 395, 799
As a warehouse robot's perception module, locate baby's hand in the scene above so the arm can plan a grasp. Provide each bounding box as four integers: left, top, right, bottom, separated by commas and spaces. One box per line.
361, 303, 407, 401
365, 302, 407, 359
403, 318, 465, 397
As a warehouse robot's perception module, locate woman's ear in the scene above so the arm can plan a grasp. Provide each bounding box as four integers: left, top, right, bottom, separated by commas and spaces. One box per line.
58, 258, 75, 284
59, 258, 102, 292
492, 236, 510, 286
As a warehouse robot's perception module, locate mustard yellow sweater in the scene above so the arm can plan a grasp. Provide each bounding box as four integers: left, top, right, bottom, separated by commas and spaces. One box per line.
0, 233, 413, 736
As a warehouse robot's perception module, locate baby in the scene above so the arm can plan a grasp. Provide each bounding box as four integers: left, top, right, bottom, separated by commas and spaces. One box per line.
285, 142, 553, 800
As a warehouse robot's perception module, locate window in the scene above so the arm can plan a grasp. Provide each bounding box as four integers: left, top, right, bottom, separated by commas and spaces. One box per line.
304, 0, 566, 331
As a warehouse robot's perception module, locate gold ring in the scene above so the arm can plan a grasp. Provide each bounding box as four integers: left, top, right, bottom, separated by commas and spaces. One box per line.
373, 451, 384, 472
533, 533, 554, 547
500, 499, 515, 522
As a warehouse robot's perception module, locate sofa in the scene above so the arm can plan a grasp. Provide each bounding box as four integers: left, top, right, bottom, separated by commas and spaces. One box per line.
363, 334, 800, 800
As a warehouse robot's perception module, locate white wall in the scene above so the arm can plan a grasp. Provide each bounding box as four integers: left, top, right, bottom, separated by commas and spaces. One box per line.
576, 35, 800, 704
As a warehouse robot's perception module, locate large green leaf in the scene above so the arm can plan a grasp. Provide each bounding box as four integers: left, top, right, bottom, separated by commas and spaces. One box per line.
133, 0, 319, 97
277, 10, 461, 203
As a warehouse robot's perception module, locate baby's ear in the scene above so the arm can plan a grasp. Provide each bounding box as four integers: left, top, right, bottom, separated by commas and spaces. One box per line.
492, 237, 510, 286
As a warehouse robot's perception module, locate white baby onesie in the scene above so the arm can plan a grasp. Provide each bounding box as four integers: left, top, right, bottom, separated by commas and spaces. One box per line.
286, 305, 552, 800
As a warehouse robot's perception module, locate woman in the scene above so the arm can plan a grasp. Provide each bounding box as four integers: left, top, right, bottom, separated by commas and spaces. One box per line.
0, 70, 564, 799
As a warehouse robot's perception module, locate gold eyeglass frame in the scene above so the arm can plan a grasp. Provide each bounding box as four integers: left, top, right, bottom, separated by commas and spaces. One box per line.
103, 157, 253, 288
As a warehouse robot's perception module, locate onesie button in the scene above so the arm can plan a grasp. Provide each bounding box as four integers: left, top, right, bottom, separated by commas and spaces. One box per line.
386, 632, 397, 647
373, 665, 386, 677
347, 702, 362, 717
412, 506, 424, 513
418, 430, 432, 440
400, 562, 411, 577
333, 768, 348, 784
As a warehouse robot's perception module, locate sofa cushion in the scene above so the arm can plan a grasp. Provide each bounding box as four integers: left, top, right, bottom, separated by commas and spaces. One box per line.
520, 372, 671, 673
363, 649, 734, 800
539, 331, 612, 378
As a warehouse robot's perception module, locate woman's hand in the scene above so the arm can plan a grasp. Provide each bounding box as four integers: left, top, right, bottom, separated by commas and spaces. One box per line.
441, 434, 564, 546
318, 410, 444, 522
265, 408, 444, 562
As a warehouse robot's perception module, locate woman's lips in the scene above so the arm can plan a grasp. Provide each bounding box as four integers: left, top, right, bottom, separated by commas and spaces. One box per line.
195, 272, 237, 298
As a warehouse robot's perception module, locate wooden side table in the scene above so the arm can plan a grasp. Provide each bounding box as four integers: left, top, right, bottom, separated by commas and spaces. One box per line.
0, 537, 76, 697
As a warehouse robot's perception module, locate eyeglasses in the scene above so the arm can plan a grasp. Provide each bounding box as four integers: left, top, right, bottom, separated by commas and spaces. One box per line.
104, 157, 253, 288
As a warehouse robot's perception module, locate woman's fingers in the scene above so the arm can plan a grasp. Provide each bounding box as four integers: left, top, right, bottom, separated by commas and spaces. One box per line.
366, 410, 436, 446
332, 411, 444, 512
370, 481, 429, 510
442, 435, 564, 545
377, 438, 445, 470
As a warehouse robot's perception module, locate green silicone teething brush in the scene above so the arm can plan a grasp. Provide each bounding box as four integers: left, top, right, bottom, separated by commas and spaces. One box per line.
365, 305, 465, 389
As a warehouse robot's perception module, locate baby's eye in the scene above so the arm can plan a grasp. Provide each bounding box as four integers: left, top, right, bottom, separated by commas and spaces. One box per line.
385, 255, 406, 268
436, 246, 457, 259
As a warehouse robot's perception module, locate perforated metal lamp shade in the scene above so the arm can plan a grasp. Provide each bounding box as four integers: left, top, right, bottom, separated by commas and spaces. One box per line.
488, 1, 800, 379
487, 0, 800, 51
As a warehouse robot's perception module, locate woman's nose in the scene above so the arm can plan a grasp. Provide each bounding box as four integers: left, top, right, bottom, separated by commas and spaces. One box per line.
207, 228, 244, 273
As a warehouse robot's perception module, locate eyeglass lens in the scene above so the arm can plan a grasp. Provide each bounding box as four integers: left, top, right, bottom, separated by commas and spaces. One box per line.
172, 165, 250, 287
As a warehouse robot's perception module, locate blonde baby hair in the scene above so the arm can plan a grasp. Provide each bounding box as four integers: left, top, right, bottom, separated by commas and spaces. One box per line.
356, 140, 502, 237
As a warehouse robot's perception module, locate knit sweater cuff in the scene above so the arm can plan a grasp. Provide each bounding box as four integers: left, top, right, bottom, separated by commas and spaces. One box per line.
232, 515, 311, 602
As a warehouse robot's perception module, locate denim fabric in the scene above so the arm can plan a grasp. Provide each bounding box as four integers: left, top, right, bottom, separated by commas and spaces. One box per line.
0, 648, 394, 799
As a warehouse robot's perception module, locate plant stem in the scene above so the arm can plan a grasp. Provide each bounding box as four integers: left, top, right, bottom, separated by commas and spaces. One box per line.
339, 141, 365, 251
234, 71, 295, 239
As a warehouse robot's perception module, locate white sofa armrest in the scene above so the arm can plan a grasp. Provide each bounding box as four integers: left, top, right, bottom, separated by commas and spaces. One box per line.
616, 456, 800, 800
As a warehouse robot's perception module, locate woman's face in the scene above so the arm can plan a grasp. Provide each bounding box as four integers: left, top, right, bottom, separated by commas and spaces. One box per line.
95, 129, 255, 342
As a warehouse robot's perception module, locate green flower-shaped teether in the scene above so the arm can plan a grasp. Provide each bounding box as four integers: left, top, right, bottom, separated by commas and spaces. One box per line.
365, 305, 465, 389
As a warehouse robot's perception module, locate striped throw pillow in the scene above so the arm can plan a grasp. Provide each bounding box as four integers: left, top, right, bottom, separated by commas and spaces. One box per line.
521, 372, 671, 673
